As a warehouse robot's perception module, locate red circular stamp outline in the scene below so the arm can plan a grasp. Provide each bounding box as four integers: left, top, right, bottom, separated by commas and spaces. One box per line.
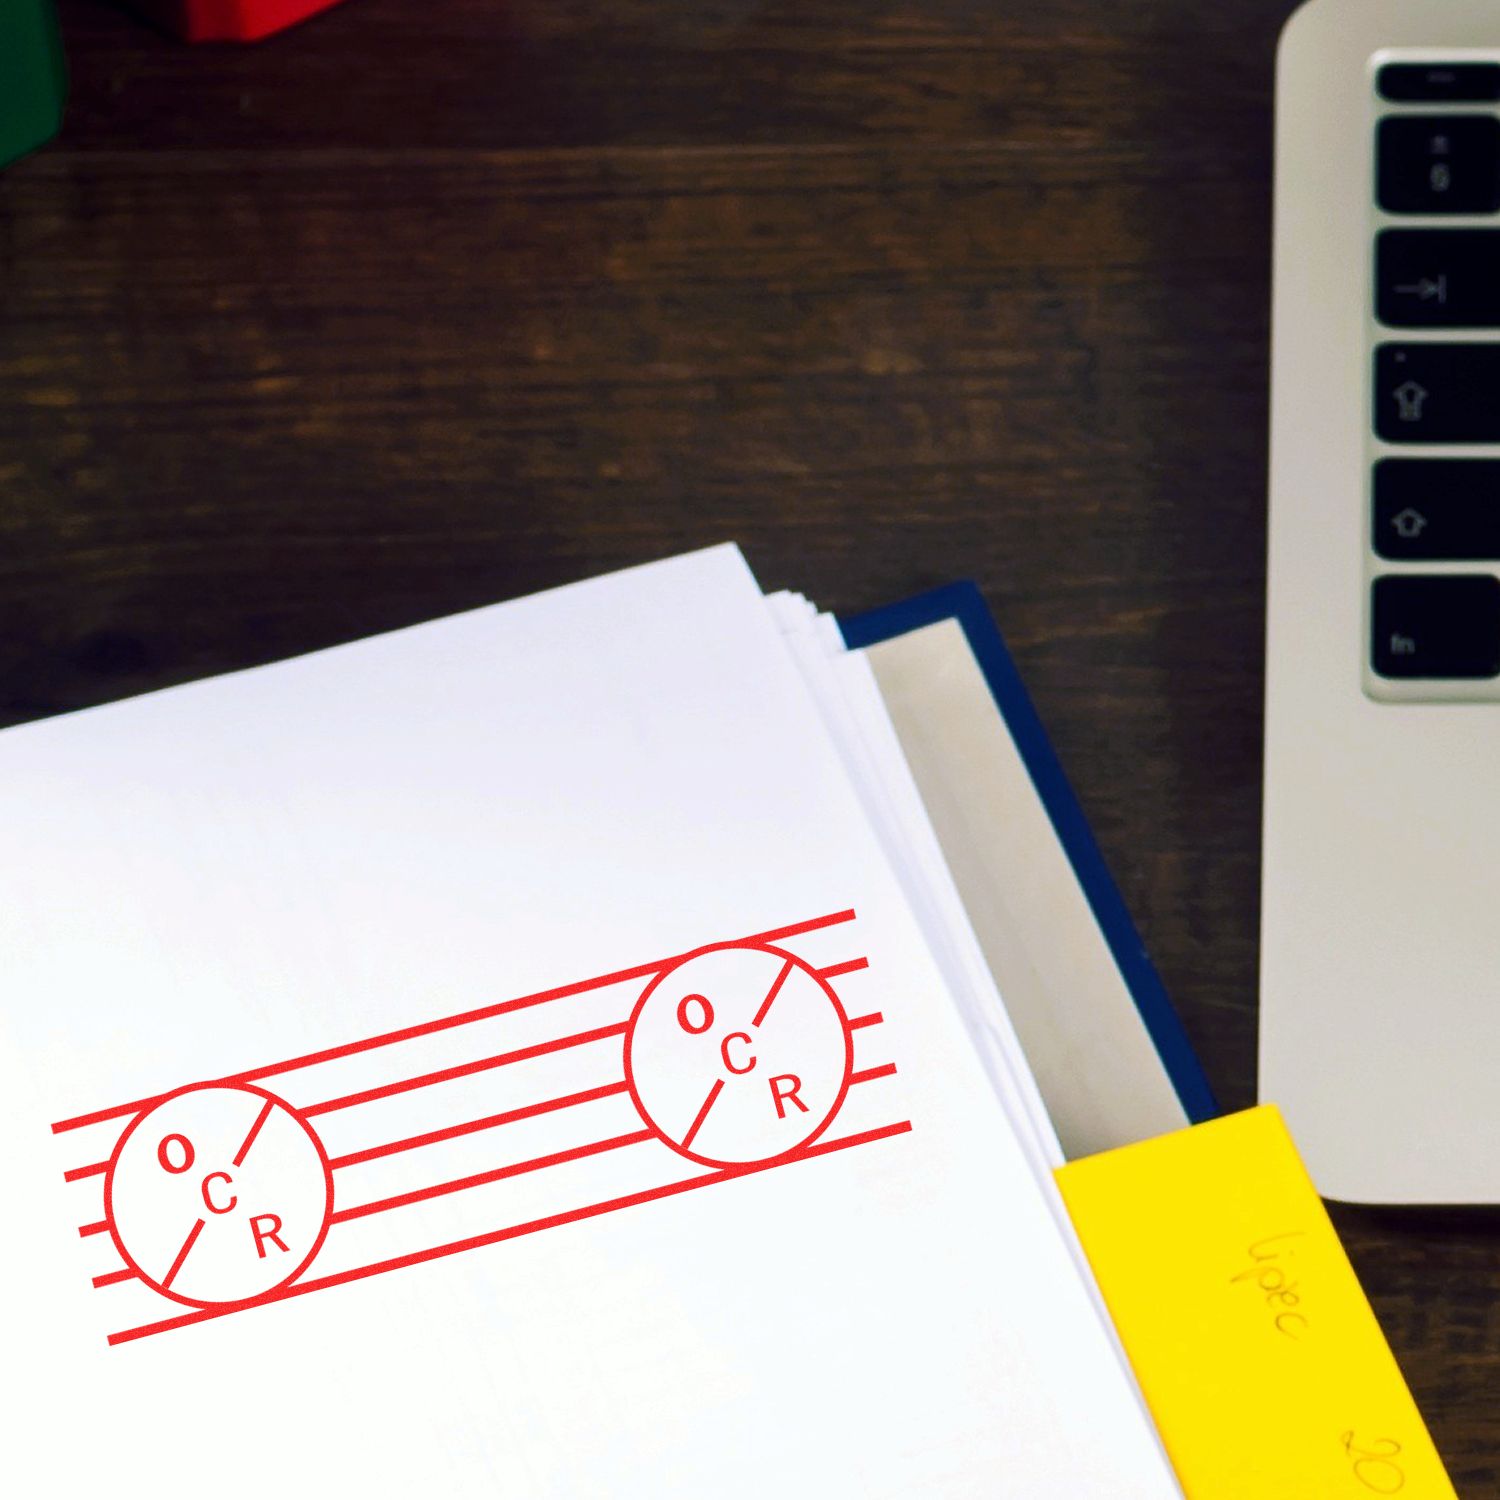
623, 940, 854, 1170
103, 1081, 335, 1311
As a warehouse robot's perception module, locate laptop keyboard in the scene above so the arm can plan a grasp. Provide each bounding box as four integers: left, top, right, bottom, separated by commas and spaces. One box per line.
1371, 61, 1500, 689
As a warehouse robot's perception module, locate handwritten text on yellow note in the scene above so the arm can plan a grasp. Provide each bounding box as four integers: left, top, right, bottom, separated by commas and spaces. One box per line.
1055, 1106, 1455, 1498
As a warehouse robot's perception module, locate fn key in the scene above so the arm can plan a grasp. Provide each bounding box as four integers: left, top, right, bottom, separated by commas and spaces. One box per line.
1373, 575, 1500, 679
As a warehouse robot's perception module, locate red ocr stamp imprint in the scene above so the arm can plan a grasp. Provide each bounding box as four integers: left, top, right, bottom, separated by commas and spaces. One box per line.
105, 1083, 333, 1309
625, 943, 853, 1167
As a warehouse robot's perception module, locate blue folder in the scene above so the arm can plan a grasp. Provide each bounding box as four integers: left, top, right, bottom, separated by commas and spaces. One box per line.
840, 582, 1217, 1127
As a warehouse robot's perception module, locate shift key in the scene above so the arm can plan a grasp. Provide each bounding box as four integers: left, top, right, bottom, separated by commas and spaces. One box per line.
1376, 344, 1500, 442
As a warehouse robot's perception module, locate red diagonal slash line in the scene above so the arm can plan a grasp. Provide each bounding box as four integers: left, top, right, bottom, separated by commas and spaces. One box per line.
302, 1020, 629, 1119
329, 1080, 632, 1170
93, 1268, 135, 1289
846, 1011, 883, 1032
679, 1078, 724, 1152
817, 957, 869, 981
52, 909, 858, 1136
160, 1218, 205, 1292
232, 1098, 275, 1168
107, 1119, 913, 1346
64, 1160, 109, 1183
329, 1129, 654, 1226
751, 957, 796, 1028
78, 1220, 109, 1238
850, 1063, 897, 1085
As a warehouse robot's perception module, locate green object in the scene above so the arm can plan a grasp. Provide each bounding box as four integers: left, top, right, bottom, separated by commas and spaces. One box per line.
1, 0, 67, 168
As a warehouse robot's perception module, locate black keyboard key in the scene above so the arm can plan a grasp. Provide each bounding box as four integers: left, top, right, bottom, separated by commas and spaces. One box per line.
1375, 461, 1500, 559
1378, 63, 1500, 104
1372, 575, 1500, 679
1374, 344, 1500, 442
1377, 230, 1500, 327
1377, 116, 1500, 214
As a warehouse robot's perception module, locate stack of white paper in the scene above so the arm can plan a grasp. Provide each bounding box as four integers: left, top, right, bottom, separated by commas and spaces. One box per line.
0, 546, 1180, 1498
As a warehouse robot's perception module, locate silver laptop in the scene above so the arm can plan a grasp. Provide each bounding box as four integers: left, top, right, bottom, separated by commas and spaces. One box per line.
1263, 0, 1500, 1202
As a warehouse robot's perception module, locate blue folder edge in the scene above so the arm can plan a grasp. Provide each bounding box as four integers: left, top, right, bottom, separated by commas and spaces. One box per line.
839, 581, 1219, 1125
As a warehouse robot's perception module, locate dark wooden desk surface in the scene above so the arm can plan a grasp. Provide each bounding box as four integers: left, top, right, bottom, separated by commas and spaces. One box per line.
4, 0, 1497, 1485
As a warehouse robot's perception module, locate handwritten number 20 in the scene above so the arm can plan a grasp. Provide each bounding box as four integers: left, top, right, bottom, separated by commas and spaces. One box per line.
1340, 1431, 1405, 1494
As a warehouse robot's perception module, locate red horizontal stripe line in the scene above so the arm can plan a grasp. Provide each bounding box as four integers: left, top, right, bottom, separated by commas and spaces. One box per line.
818, 957, 870, 980
846, 1011, 883, 1032
850, 1063, 898, 1085
329, 1129, 655, 1226
328, 1080, 632, 1170
52, 908, 858, 1135
107, 1118, 911, 1347
78, 1220, 108, 1238
92, 1268, 135, 1289
302, 1021, 629, 1119
63, 1161, 108, 1183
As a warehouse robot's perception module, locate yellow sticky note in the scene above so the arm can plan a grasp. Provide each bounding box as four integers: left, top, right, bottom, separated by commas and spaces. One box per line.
1055, 1106, 1455, 1498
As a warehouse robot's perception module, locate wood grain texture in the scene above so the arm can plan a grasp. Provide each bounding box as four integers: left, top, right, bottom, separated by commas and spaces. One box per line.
3, 0, 1494, 1484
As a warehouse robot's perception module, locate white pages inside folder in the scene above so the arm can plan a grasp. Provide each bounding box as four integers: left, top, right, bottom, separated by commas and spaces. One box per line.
0, 545, 1179, 1498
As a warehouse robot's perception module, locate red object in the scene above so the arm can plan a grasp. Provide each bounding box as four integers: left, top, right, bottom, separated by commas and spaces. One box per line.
129, 0, 348, 42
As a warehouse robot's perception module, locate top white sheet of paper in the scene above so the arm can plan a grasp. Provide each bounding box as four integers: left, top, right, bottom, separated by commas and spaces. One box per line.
0, 545, 1179, 1498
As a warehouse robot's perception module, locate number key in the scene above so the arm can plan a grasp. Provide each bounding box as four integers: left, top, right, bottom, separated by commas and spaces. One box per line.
1378, 116, 1500, 214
